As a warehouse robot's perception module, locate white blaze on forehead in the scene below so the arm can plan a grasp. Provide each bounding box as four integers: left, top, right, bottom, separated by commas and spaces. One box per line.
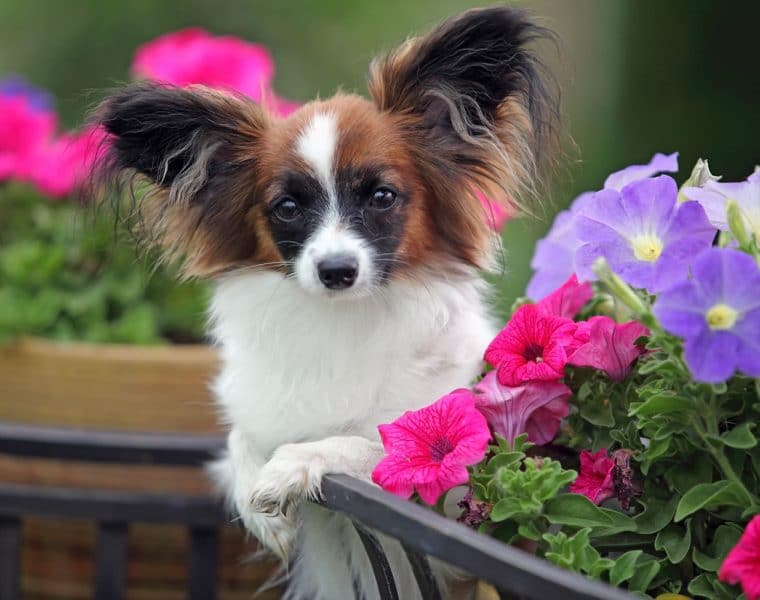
296, 111, 338, 198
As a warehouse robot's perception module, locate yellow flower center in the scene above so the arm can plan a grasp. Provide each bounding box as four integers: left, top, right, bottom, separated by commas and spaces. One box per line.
631, 233, 664, 262
706, 303, 738, 330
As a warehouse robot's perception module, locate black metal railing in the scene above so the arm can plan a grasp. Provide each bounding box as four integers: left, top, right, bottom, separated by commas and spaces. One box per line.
0, 422, 635, 600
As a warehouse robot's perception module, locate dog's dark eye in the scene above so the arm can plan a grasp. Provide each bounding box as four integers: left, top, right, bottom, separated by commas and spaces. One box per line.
271, 197, 302, 223
367, 187, 398, 211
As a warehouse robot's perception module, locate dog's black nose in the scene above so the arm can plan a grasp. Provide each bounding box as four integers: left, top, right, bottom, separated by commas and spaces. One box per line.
317, 255, 358, 290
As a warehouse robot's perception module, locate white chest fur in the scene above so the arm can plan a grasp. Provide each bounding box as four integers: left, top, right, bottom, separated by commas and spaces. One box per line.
209, 270, 496, 454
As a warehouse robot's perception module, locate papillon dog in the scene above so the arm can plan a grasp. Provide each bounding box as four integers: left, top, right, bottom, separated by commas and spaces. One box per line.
93, 6, 557, 598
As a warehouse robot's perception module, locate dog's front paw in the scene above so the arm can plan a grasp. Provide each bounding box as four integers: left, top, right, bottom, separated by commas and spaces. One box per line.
250, 443, 327, 517
239, 507, 297, 561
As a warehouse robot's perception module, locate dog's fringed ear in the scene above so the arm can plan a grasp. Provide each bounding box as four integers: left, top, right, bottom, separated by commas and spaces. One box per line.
368, 7, 557, 216
92, 82, 269, 277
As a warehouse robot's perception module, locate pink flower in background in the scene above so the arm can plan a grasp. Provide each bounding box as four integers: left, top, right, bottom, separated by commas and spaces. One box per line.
570, 448, 615, 505
484, 303, 579, 386
372, 389, 491, 505
536, 274, 593, 319
132, 28, 298, 116
30, 126, 108, 198
568, 316, 649, 381
477, 190, 514, 231
0, 76, 57, 182
719, 515, 760, 600
474, 371, 571, 445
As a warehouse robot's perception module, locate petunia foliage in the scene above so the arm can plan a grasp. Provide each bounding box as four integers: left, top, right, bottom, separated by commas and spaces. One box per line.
373, 155, 760, 599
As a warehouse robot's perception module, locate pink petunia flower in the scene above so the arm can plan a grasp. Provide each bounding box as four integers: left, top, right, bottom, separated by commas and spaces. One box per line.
0, 77, 57, 182
477, 190, 514, 231
474, 371, 571, 445
132, 28, 298, 117
568, 316, 649, 381
371, 389, 491, 505
30, 126, 108, 198
570, 448, 615, 505
484, 303, 580, 386
536, 274, 593, 319
719, 515, 760, 600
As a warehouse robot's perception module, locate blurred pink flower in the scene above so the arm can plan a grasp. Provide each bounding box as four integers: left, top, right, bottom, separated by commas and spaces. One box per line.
568, 316, 649, 381
477, 190, 514, 231
132, 28, 298, 116
30, 126, 108, 198
484, 303, 580, 386
372, 389, 491, 505
719, 515, 760, 600
536, 274, 593, 319
0, 77, 57, 182
570, 448, 615, 505
474, 371, 570, 445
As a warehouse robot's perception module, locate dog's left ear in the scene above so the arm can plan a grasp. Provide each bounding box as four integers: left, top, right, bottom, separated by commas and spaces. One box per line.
369, 7, 557, 213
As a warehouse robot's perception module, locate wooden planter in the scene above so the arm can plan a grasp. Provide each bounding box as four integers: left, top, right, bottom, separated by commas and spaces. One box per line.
0, 337, 280, 600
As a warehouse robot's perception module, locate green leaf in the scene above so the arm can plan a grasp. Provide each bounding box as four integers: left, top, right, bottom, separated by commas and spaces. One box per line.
634, 497, 679, 534
692, 523, 743, 572
720, 423, 757, 449
687, 573, 739, 600
654, 521, 691, 563
580, 397, 616, 427
675, 481, 748, 521
544, 494, 636, 535
627, 555, 661, 593
609, 550, 642, 586
490, 497, 522, 522
629, 393, 694, 417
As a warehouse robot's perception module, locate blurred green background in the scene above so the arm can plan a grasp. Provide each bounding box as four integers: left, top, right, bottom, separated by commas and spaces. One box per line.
1, 0, 757, 324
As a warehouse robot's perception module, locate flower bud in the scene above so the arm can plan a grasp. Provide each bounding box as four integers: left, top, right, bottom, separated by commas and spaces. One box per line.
678, 158, 721, 203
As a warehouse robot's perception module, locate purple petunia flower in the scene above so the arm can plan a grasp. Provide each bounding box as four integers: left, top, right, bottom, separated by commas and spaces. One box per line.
654, 248, 760, 383
527, 152, 679, 299
682, 170, 760, 241
574, 175, 715, 293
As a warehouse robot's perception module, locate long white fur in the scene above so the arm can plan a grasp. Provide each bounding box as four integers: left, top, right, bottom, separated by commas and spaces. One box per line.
208, 267, 497, 599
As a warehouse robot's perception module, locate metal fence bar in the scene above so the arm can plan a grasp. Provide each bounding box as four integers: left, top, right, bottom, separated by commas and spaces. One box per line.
0, 482, 225, 526
401, 543, 442, 600
93, 521, 129, 600
0, 422, 223, 466
353, 523, 399, 600
320, 474, 637, 600
0, 517, 21, 600
188, 526, 220, 600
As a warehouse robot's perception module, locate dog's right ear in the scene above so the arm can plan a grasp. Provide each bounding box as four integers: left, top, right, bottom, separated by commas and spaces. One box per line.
93, 82, 270, 277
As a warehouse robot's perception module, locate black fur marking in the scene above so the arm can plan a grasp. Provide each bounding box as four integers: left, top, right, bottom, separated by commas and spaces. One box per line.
266, 165, 409, 280
377, 7, 556, 147
98, 82, 257, 186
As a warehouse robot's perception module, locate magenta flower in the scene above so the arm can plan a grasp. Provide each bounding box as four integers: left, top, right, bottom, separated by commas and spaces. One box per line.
484, 303, 580, 386
568, 316, 649, 381
30, 126, 108, 198
536, 274, 593, 319
132, 28, 297, 117
372, 389, 491, 505
575, 175, 715, 293
569, 448, 615, 505
474, 371, 570, 445
719, 515, 760, 600
683, 170, 760, 241
527, 152, 679, 300
654, 247, 760, 383
477, 190, 513, 231
0, 76, 57, 182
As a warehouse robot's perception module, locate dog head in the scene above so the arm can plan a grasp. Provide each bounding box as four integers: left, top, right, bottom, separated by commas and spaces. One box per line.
94, 7, 557, 298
